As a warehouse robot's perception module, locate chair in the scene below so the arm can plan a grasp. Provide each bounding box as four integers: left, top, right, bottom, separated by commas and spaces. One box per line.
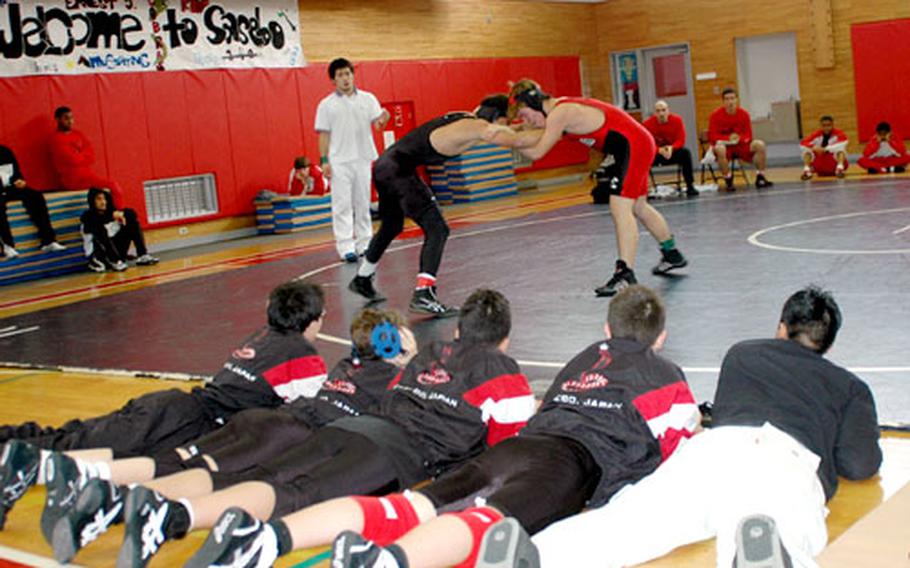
649, 164, 684, 197
699, 131, 750, 187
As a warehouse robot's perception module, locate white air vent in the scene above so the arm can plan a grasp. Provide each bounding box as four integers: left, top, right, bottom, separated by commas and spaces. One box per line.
144, 174, 218, 223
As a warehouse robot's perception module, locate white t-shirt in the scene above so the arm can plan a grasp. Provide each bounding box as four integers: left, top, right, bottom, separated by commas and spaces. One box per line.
314, 89, 383, 164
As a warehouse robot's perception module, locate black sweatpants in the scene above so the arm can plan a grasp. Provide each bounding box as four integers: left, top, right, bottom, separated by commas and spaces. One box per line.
421, 434, 600, 535
87, 208, 148, 263
652, 147, 695, 188
365, 157, 449, 277
152, 407, 318, 477
0, 186, 57, 247
0, 389, 220, 459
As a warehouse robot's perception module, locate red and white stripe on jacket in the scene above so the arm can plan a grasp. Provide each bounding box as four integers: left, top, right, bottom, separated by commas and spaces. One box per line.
264, 355, 328, 402
632, 380, 699, 461
463, 373, 536, 446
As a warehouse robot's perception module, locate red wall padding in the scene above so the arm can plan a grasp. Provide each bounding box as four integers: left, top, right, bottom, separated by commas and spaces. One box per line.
851, 19, 910, 141
0, 56, 585, 226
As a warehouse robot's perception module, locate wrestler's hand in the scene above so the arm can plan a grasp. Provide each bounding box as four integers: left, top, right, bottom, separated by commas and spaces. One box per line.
389, 327, 417, 368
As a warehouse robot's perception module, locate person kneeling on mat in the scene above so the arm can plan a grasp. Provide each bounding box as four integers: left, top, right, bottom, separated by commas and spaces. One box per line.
190, 286, 698, 568
505, 286, 881, 568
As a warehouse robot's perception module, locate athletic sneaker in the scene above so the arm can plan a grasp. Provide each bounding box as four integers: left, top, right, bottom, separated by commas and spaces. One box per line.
724, 175, 735, 192
51, 478, 125, 563
594, 267, 637, 297
117, 486, 174, 568
2, 244, 19, 259
332, 531, 400, 568
41, 452, 83, 543
734, 514, 793, 568
800, 169, 814, 181
135, 254, 159, 266
835, 167, 846, 179
896, 166, 907, 174
0, 440, 40, 530
185, 507, 279, 568
111, 260, 128, 272
40, 242, 67, 252
409, 287, 459, 318
477, 517, 540, 568
349, 274, 386, 303
755, 174, 774, 189
343, 252, 359, 263
686, 186, 700, 197
87, 257, 107, 273
651, 248, 688, 276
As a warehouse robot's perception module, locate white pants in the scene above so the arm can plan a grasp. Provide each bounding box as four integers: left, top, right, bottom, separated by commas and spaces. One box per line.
533, 424, 828, 568
330, 159, 373, 258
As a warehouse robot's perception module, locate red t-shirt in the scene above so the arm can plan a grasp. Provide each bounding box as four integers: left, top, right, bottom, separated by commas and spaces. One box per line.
288, 164, 328, 196
643, 114, 686, 150
708, 107, 753, 146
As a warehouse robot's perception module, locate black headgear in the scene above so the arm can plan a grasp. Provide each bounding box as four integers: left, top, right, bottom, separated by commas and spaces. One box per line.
513, 86, 549, 115
476, 94, 509, 123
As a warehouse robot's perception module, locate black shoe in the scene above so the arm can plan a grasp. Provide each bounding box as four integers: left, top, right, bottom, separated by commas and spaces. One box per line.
477, 517, 540, 568
652, 248, 688, 276
41, 452, 83, 543
686, 186, 700, 197
896, 166, 907, 174
755, 174, 774, 189
332, 530, 395, 568
185, 507, 279, 568
0, 440, 40, 530
117, 486, 174, 568
349, 275, 386, 303
724, 176, 735, 191
51, 478, 125, 563
734, 514, 792, 568
594, 268, 637, 297
409, 287, 459, 318
867, 168, 878, 174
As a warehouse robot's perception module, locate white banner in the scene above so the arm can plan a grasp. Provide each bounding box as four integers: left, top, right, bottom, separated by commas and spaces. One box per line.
0, 1, 304, 76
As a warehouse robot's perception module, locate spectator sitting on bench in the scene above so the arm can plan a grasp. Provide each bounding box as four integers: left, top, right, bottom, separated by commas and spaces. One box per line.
800, 115, 849, 180
708, 88, 773, 191
643, 100, 698, 197
49, 107, 126, 208
857, 121, 909, 174
1, 144, 65, 259
288, 156, 329, 196
80, 187, 158, 273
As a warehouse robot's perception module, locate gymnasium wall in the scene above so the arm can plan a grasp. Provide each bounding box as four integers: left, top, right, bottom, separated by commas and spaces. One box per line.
590, 0, 910, 152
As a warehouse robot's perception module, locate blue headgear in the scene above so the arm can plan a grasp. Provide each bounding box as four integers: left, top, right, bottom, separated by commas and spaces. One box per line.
370, 321, 402, 359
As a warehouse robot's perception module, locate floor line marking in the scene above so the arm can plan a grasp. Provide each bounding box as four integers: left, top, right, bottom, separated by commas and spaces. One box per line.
893, 224, 910, 235
0, 326, 39, 339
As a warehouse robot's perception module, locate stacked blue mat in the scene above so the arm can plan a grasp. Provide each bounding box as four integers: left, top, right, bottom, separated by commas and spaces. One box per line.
431, 143, 518, 203
254, 194, 333, 235
0, 191, 87, 286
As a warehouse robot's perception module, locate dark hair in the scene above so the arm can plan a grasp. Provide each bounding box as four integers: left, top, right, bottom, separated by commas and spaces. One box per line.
780, 285, 842, 354
457, 288, 511, 345
350, 308, 404, 359
607, 285, 666, 346
328, 58, 354, 80
876, 121, 891, 134
294, 156, 310, 169
820, 115, 834, 123
267, 281, 325, 333
54, 106, 72, 119
476, 94, 509, 123
721, 87, 737, 98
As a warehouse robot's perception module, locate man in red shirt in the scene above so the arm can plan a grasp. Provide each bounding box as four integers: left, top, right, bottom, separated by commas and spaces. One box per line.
643, 100, 698, 197
857, 122, 909, 174
48, 107, 126, 208
708, 89, 773, 190
800, 115, 849, 180
287, 156, 328, 196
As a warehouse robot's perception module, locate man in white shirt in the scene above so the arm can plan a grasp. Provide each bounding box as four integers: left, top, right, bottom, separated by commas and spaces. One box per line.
315, 58, 390, 262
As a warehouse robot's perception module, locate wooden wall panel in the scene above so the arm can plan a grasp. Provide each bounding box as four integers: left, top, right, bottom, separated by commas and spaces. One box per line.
591, 0, 910, 152
297, 0, 608, 101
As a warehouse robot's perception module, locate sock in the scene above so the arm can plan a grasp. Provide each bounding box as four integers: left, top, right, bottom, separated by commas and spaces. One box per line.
803, 165, 811, 172
358, 260, 377, 278
659, 237, 676, 252
415, 273, 436, 290
757, 170, 765, 177
385, 544, 410, 568
37, 450, 53, 485
353, 494, 422, 545
167, 498, 193, 538
615, 259, 629, 273
269, 519, 294, 556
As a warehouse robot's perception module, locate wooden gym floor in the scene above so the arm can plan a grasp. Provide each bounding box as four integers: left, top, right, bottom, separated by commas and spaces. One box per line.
1, 166, 909, 566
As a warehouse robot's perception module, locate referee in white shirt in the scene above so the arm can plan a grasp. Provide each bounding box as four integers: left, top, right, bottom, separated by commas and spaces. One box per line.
315, 58, 390, 262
